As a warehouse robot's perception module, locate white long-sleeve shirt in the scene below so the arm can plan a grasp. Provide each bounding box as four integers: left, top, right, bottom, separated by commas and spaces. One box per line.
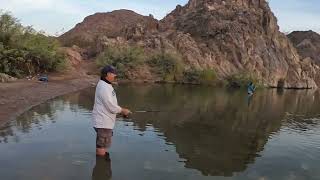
92, 80, 122, 129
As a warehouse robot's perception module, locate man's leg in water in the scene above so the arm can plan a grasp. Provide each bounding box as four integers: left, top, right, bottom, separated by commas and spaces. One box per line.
95, 128, 113, 157
96, 148, 106, 156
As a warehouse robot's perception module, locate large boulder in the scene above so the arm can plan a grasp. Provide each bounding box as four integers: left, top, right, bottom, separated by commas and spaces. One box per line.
61, 45, 85, 67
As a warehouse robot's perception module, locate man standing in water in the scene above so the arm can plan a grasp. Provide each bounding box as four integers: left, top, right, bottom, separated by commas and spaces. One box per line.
247, 82, 256, 95
92, 65, 131, 158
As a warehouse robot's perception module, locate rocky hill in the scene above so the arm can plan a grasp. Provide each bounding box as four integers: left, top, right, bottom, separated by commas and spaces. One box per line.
59, 10, 158, 56
288, 31, 320, 65
59, 0, 319, 89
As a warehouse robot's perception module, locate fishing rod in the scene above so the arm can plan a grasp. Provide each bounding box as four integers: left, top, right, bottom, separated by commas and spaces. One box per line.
122, 110, 167, 118
121, 110, 162, 118
134, 110, 162, 113
132, 108, 193, 113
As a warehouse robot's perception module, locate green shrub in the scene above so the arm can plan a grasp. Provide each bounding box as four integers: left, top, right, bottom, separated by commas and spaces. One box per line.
0, 12, 23, 47
96, 45, 145, 78
227, 72, 261, 88
199, 69, 217, 84
148, 52, 183, 81
0, 11, 66, 77
183, 69, 201, 84
183, 68, 217, 85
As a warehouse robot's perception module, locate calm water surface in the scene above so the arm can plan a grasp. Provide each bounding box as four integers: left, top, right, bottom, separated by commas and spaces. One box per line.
1, 84, 320, 180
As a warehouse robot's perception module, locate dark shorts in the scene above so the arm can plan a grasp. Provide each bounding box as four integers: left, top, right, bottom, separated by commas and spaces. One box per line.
94, 128, 113, 149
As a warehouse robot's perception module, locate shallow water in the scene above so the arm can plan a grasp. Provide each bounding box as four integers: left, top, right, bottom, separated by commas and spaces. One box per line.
1, 84, 320, 180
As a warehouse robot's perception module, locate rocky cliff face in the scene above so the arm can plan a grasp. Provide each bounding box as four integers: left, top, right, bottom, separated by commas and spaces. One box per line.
288, 30, 320, 87
59, 0, 319, 88
288, 31, 320, 65
159, 0, 318, 88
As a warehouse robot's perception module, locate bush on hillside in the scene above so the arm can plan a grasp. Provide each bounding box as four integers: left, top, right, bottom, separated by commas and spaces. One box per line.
96, 45, 145, 78
183, 68, 217, 85
147, 52, 183, 81
227, 72, 261, 88
0, 11, 66, 78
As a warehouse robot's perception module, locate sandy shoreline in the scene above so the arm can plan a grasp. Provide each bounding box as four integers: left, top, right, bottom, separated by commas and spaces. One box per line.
0, 75, 98, 127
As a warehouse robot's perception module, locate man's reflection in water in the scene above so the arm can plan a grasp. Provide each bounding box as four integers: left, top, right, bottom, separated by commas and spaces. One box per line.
92, 154, 112, 180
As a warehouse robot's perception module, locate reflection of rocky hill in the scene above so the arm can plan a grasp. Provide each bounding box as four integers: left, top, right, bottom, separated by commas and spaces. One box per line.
120, 85, 320, 176
59, 0, 319, 88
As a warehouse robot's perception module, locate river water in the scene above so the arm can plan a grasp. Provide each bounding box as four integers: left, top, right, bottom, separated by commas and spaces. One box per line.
1, 84, 320, 180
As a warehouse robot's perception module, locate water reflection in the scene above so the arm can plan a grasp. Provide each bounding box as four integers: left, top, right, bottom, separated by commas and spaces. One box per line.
92, 156, 112, 180
119, 85, 320, 176
0, 84, 319, 179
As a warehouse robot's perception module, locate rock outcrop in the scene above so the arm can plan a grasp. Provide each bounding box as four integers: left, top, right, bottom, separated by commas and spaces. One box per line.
59, 0, 319, 88
61, 45, 85, 67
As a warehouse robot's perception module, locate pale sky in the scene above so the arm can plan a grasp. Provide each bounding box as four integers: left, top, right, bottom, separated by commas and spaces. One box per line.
1, 0, 319, 36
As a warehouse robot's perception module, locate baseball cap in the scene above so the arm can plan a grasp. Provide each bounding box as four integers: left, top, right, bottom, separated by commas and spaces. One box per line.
101, 65, 117, 76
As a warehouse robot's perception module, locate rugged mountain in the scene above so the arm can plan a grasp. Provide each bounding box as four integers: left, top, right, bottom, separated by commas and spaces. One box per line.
288, 30, 320, 65
287, 30, 320, 87
59, 10, 158, 52
159, 0, 318, 88
59, 0, 319, 88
